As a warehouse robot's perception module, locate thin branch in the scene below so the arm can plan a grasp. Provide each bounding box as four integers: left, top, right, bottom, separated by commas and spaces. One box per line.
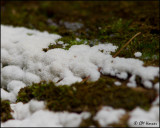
113, 32, 141, 58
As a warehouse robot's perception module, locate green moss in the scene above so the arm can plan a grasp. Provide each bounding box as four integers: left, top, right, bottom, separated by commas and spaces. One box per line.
17, 78, 157, 113
43, 37, 90, 52
1, 100, 13, 122
16, 87, 34, 103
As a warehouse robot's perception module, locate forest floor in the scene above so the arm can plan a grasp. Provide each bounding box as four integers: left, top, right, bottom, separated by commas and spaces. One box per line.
1, 1, 159, 127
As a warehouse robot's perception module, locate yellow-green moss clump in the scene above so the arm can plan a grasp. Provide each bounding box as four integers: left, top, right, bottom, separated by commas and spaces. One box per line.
1, 100, 13, 122
17, 78, 157, 113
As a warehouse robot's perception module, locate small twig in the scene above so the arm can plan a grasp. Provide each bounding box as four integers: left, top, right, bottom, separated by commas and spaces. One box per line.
82, 76, 90, 83
113, 32, 141, 58
56, 78, 63, 83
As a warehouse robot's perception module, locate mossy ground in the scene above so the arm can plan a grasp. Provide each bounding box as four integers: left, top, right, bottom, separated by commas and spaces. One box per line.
17, 79, 157, 112
1, 1, 159, 66
1, 1, 159, 127
17, 79, 157, 127
1, 100, 13, 122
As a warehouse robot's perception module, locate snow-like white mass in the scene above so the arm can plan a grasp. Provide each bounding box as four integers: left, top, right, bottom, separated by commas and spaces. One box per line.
128, 106, 159, 127
2, 109, 91, 127
2, 100, 90, 127
1, 25, 159, 90
134, 52, 142, 57
154, 82, 159, 93
10, 100, 45, 120
94, 106, 126, 126
152, 96, 159, 106
127, 75, 137, 88
1, 25, 159, 127
1, 88, 16, 102
114, 81, 121, 86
